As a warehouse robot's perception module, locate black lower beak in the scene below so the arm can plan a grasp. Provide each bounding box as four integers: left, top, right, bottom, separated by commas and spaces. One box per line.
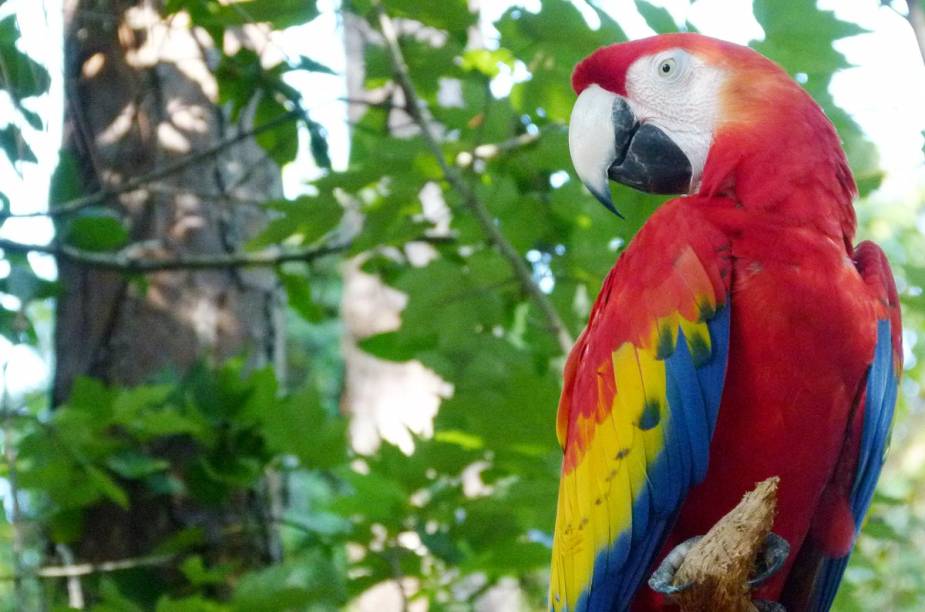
601, 98, 693, 209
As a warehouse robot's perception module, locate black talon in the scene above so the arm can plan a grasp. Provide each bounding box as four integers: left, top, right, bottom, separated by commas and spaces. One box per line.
747, 532, 791, 588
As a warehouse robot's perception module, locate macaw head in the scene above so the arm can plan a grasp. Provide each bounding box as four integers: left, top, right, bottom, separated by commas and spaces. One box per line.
569, 33, 855, 221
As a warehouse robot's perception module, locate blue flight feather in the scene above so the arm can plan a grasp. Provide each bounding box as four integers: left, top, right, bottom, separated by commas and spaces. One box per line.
576, 303, 731, 612
811, 320, 898, 612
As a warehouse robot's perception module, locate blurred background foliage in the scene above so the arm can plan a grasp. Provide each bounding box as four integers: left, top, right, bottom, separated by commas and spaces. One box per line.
0, 0, 923, 610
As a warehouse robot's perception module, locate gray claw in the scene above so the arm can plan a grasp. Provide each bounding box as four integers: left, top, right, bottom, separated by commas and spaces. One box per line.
647, 536, 702, 595
747, 532, 790, 588
648, 532, 790, 597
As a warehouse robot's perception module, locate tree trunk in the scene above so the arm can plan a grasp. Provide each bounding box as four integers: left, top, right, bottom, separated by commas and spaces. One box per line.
57, 0, 282, 569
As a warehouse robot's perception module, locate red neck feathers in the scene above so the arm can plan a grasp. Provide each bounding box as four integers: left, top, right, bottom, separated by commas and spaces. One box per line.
700, 52, 858, 250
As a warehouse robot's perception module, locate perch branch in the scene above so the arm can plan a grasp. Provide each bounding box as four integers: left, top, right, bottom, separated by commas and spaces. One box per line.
665, 477, 783, 612
372, 1, 574, 354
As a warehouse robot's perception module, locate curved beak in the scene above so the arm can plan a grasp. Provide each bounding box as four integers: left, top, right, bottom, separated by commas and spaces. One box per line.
568, 84, 693, 216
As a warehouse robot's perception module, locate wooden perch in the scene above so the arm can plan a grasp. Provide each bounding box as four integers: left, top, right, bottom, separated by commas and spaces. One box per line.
668, 477, 782, 612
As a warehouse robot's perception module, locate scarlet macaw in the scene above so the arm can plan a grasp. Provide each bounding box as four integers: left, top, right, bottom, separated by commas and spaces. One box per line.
550, 33, 901, 611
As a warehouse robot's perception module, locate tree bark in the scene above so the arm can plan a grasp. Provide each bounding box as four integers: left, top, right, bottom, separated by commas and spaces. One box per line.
57, 0, 282, 569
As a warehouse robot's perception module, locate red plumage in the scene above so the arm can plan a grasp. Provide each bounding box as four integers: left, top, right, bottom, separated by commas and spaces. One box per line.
556, 34, 902, 611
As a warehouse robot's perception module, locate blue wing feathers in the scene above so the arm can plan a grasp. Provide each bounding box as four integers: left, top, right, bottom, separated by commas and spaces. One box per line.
814, 556, 849, 612
699, 303, 731, 436
852, 319, 895, 523
811, 319, 898, 612
668, 335, 710, 485
579, 303, 731, 611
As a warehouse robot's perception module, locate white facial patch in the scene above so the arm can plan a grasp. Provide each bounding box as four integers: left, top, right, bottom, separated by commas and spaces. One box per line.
624, 49, 727, 191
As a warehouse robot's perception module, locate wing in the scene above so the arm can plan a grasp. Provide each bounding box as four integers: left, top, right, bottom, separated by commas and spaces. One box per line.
809, 241, 902, 612
549, 199, 733, 612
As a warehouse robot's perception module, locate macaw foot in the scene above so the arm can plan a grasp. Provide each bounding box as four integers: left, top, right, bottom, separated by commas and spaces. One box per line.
648, 532, 790, 607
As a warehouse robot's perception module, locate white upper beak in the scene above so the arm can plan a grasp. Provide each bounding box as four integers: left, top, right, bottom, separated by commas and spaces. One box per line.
568, 84, 620, 211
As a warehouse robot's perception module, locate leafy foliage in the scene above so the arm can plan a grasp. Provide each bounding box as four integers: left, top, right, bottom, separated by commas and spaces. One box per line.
1, 0, 924, 610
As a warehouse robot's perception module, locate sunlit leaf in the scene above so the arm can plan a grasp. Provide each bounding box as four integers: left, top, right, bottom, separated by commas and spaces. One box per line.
63, 209, 130, 251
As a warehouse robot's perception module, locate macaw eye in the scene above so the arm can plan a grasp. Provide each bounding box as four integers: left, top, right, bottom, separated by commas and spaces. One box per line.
657, 58, 677, 77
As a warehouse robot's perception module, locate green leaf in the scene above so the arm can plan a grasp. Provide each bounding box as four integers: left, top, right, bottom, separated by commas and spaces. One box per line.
49, 151, 84, 205
106, 450, 169, 479
153, 528, 206, 555
129, 410, 207, 441
0, 124, 36, 163
254, 95, 298, 165
231, 550, 346, 610
385, 0, 476, 38
293, 55, 336, 75
179, 555, 233, 586
332, 468, 407, 522
0, 16, 51, 100
167, 0, 319, 41
358, 330, 437, 361
635, 0, 678, 33
279, 270, 325, 323
4, 265, 59, 303
460, 48, 515, 78
48, 508, 84, 544
85, 465, 130, 510
216, 49, 262, 119
111, 384, 174, 423
259, 386, 346, 468
156, 596, 230, 612
214, 0, 319, 29
64, 209, 130, 251
18, 104, 42, 130
95, 577, 147, 612
306, 114, 332, 169
249, 196, 343, 249
66, 376, 117, 421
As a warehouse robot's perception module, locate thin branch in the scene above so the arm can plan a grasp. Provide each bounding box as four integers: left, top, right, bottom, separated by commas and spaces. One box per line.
0, 237, 348, 273
55, 544, 85, 609
0, 110, 300, 220
455, 128, 557, 168
372, 2, 574, 353
0, 554, 175, 581
338, 95, 406, 112
0, 235, 454, 273
142, 183, 271, 207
